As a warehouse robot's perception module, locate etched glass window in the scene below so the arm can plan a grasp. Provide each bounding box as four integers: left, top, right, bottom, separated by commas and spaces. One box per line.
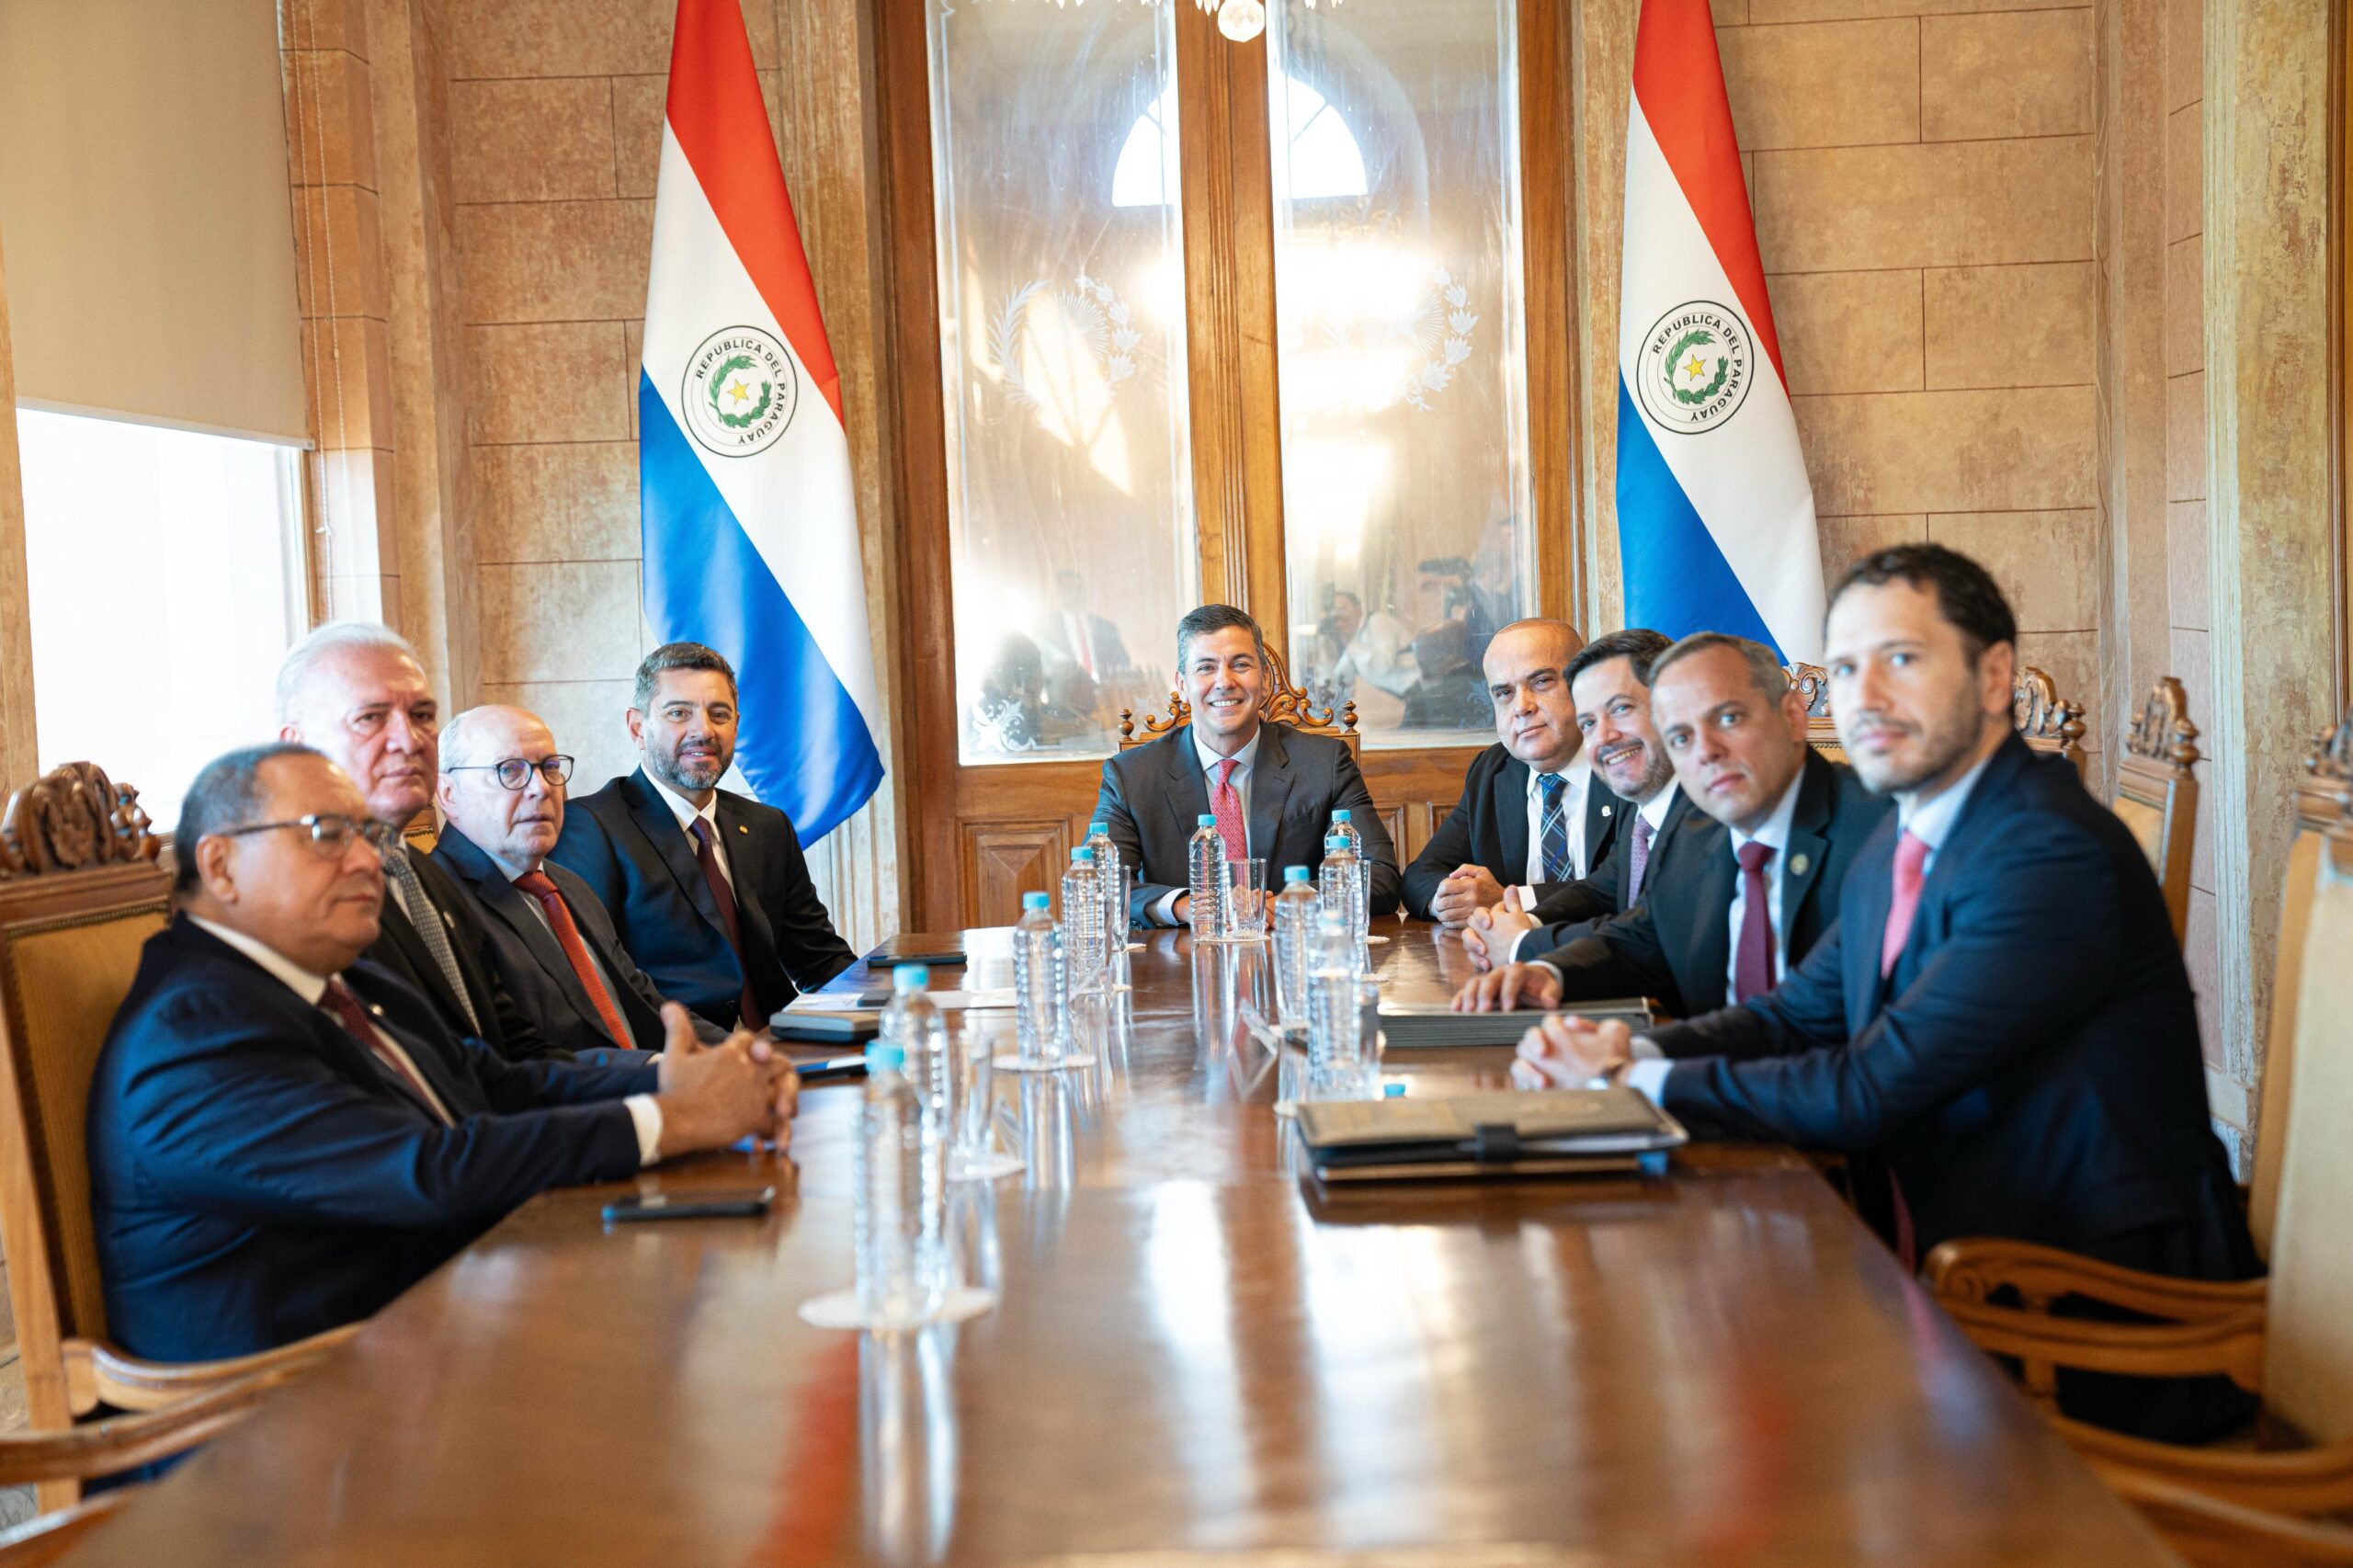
1267, 0, 1535, 745
932, 0, 1198, 763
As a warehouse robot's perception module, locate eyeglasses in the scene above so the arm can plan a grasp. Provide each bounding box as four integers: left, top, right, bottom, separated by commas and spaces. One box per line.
445, 756, 575, 790
219, 814, 401, 856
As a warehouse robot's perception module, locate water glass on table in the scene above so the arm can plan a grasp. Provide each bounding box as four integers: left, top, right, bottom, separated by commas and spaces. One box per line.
947, 1019, 1022, 1181
1220, 857, 1268, 940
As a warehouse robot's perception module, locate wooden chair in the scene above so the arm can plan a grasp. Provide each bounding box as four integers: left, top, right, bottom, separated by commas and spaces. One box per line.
1786, 663, 1842, 762
2098, 1467, 2353, 1566
1783, 662, 2087, 774
1118, 642, 1360, 753
2113, 676, 2202, 946
0, 763, 357, 1515
1923, 778, 2353, 1535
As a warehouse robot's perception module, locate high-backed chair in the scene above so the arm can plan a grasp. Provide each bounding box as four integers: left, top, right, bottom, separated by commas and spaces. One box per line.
0, 762, 356, 1514
1783, 662, 2087, 774
1117, 642, 1360, 753
2112, 676, 2202, 946
1786, 663, 1843, 762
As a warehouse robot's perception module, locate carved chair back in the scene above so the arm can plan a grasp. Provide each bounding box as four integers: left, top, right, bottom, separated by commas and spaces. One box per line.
1118, 642, 1360, 754
0, 765, 169, 1444
1785, 664, 1843, 763
2111, 676, 2201, 947
1784, 663, 2087, 776
2258, 794, 2353, 1442
2247, 712, 2353, 1259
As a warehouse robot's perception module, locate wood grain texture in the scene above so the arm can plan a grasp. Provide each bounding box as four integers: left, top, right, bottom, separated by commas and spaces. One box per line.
63, 926, 2176, 1566
1519, 0, 1583, 624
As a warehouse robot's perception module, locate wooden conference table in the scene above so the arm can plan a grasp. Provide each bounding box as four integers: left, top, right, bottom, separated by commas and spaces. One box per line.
59, 923, 2177, 1567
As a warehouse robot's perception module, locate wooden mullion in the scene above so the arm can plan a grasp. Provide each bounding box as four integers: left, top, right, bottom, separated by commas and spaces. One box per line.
1519, 0, 1582, 630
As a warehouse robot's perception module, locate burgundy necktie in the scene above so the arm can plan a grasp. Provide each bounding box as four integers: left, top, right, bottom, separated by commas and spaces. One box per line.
689, 816, 765, 1029
1628, 815, 1655, 902
1211, 757, 1246, 861
515, 869, 634, 1050
320, 980, 453, 1125
1733, 841, 1777, 1003
1880, 829, 1931, 978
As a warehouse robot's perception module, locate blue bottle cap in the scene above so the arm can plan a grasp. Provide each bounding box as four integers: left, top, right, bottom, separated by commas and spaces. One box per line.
1283, 865, 1312, 883
1198, 813, 1217, 827
1072, 846, 1096, 861
1022, 892, 1051, 910
1089, 820, 1108, 835
893, 964, 928, 991
866, 1041, 906, 1072
1333, 809, 1352, 823
1384, 1082, 1406, 1097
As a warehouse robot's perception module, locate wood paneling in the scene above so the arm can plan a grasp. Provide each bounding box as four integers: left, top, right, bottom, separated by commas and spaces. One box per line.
1520, 0, 1583, 625
959, 816, 1077, 927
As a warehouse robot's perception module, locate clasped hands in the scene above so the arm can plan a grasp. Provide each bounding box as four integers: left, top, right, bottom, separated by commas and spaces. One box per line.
1440, 868, 1539, 972
653, 1002, 801, 1158
1447, 960, 1636, 1090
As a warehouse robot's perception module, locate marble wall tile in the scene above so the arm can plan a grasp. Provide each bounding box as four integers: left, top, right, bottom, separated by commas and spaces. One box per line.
611, 74, 665, 199
301, 315, 397, 452
1814, 514, 1927, 582
292, 185, 389, 321
623, 321, 645, 438
1927, 509, 2098, 631
466, 323, 632, 445
1711, 0, 1751, 24
1920, 9, 2093, 142
476, 561, 644, 683
1717, 18, 1918, 150
2016, 628, 2101, 754
1921, 261, 2093, 390
1791, 384, 2096, 514
1754, 136, 2092, 272
446, 0, 776, 80
474, 441, 640, 563
2165, 102, 2200, 244
449, 78, 618, 204
2167, 500, 2209, 631
1767, 270, 1924, 394
284, 48, 378, 192
2166, 369, 2206, 503
311, 448, 399, 579
2165, 235, 2203, 378
1749, 0, 2077, 24
2167, 0, 2201, 113
476, 679, 640, 790
456, 199, 654, 324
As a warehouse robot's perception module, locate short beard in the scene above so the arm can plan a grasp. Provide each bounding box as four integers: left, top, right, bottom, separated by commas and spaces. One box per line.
1856, 687, 1986, 796
649, 748, 724, 794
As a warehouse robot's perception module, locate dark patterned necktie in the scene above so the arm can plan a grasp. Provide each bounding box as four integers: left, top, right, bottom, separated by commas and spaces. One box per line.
1629, 816, 1656, 902
1536, 774, 1570, 882
689, 816, 765, 1029
383, 847, 481, 1036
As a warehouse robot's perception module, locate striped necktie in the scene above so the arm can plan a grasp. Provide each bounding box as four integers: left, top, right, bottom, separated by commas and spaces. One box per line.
1536, 773, 1570, 882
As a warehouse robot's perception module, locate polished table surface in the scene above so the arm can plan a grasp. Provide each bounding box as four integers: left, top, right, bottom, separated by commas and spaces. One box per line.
62, 923, 2178, 1566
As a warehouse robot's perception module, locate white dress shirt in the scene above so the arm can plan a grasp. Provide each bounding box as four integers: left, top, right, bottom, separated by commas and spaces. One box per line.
1515, 750, 1593, 896
189, 915, 663, 1165
1152, 726, 1264, 926
1721, 768, 1805, 1003
642, 766, 735, 893
1509, 778, 1678, 964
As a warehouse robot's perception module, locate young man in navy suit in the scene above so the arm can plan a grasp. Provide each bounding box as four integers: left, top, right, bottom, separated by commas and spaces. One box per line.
1513, 545, 2257, 1439
88, 744, 797, 1361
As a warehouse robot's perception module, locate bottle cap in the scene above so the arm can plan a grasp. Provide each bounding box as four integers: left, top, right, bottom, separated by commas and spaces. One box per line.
1089, 820, 1108, 835
1283, 865, 1312, 883
1198, 813, 1217, 827
1384, 1082, 1406, 1097
1333, 809, 1352, 823
1072, 846, 1096, 862
866, 1041, 906, 1072
1022, 892, 1051, 911
893, 964, 928, 991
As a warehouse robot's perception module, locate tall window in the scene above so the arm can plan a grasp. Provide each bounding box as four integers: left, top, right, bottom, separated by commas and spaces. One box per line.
931, 0, 1200, 764
1269, 0, 1535, 745
14, 408, 308, 824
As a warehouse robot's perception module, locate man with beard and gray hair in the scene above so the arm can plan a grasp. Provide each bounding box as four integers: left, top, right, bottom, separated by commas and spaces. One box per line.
550, 642, 858, 1032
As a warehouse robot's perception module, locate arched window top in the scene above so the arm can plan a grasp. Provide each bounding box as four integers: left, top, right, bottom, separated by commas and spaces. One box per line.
1111, 75, 1367, 209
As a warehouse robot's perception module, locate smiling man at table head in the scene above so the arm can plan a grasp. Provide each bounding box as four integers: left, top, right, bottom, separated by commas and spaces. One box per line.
88, 743, 799, 1361
1094, 603, 1400, 928
1510, 544, 2257, 1440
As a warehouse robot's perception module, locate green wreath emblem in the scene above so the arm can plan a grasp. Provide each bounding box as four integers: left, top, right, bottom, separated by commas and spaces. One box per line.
1665, 328, 1732, 406
708, 353, 774, 429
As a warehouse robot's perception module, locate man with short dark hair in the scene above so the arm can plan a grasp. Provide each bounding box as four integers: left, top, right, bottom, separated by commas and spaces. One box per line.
551, 642, 858, 1032
1513, 545, 2256, 1440
89, 744, 797, 1360
1095, 604, 1400, 927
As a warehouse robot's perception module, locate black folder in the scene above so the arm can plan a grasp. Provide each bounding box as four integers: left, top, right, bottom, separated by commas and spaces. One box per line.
1375, 997, 1656, 1049
1295, 1086, 1687, 1181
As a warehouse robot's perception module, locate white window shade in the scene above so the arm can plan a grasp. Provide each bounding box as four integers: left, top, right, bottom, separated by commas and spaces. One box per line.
0, 0, 309, 445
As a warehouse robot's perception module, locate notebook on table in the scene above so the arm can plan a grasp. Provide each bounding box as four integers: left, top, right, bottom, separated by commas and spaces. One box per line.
1375, 997, 1656, 1049
1295, 1086, 1687, 1182
865, 932, 970, 970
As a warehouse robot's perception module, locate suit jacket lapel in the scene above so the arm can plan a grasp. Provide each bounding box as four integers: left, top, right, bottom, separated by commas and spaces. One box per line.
621, 772, 727, 937
713, 794, 779, 959
1162, 731, 1215, 847
1246, 726, 1293, 865
1779, 754, 1835, 948
1584, 781, 1620, 880
1852, 828, 1899, 1017
377, 898, 461, 1017
1495, 755, 1530, 883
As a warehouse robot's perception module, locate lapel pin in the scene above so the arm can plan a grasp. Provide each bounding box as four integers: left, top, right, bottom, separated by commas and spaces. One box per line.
1790, 853, 1810, 876
1600, 803, 1612, 817
738, 824, 748, 834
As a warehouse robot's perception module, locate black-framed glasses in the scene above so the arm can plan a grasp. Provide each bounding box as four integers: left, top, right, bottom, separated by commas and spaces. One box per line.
220, 814, 400, 856
445, 755, 575, 790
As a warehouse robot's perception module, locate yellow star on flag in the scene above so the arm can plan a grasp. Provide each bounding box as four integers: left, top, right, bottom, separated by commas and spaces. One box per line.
726, 378, 755, 405
1682, 353, 1708, 381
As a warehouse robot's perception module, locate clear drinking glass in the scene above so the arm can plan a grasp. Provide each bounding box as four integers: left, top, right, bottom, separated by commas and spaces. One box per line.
1221, 857, 1269, 939
947, 1021, 1022, 1181
1104, 864, 1134, 992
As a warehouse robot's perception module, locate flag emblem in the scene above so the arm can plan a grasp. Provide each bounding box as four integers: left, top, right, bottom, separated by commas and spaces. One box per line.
1637, 301, 1754, 434
681, 325, 799, 456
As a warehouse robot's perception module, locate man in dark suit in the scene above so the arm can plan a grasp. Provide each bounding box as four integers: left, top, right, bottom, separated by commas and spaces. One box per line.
1462, 629, 1684, 971
88, 744, 798, 1361
1513, 546, 2257, 1439
1404, 618, 1624, 925
433, 705, 719, 1059
550, 642, 858, 1032
1095, 604, 1400, 927
1455, 632, 1891, 1018
277, 621, 558, 1062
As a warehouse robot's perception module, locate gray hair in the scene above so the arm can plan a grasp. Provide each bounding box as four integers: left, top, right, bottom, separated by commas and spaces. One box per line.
1648, 631, 1791, 704
634, 642, 737, 712
276, 620, 425, 724
174, 743, 322, 898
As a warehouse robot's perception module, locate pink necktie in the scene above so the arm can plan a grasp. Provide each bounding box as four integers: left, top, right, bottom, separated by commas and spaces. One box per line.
1733, 841, 1777, 1003
1211, 758, 1246, 862
1880, 830, 1930, 978
1628, 816, 1655, 902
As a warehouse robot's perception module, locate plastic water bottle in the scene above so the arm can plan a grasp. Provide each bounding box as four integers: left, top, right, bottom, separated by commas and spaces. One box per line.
1085, 820, 1124, 964
855, 1040, 936, 1326
1319, 832, 1362, 952
1306, 907, 1370, 1098
1188, 813, 1224, 939
1330, 809, 1370, 937
1271, 865, 1321, 1030
1062, 847, 1103, 993
1013, 892, 1062, 1066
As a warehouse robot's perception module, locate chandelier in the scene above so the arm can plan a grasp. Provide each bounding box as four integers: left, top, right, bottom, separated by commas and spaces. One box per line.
1030, 0, 1345, 45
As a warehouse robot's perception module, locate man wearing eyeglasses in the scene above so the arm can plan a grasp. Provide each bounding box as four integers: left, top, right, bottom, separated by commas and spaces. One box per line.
431, 706, 720, 1058
277, 621, 561, 1062
88, 743, 799, 1360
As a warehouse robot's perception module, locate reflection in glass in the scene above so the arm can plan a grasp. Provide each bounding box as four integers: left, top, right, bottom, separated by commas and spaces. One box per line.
1267, 0, 1536, 746
931, 0, 1199, 763
860, 1327, 961, 1567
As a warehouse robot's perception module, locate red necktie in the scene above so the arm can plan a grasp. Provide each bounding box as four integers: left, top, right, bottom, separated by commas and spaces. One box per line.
689, 816, 765, 1030
1733, 841, 1777, 1003
1880, 829, 1931, 978
515, 869, 634, 1050
320, 980, 453, 1124
1211, 757, 1246, 862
